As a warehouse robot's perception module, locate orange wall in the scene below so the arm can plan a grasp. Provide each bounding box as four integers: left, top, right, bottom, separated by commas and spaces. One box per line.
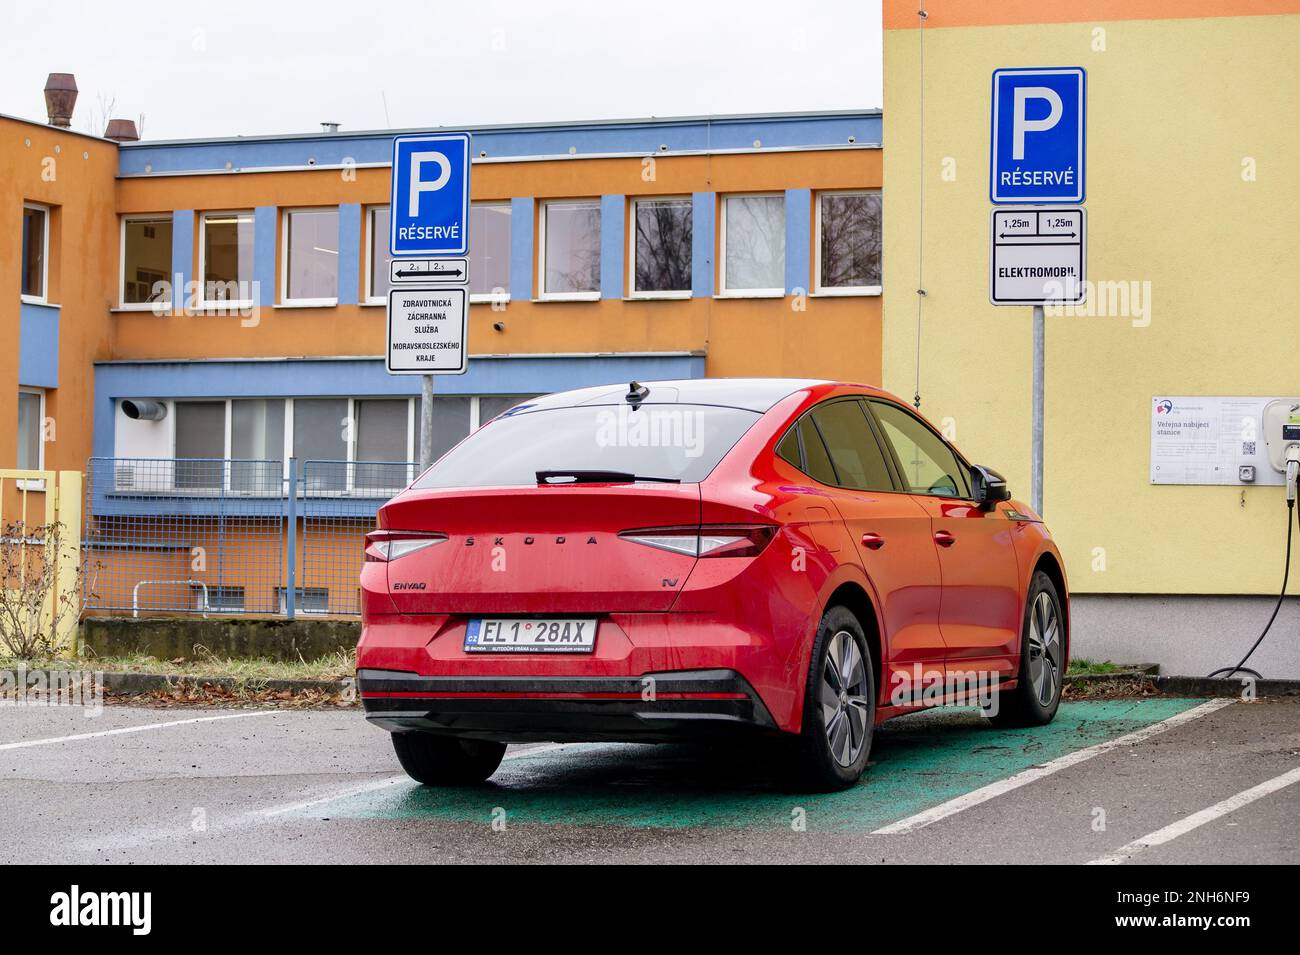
1, 116, 118, 473
884, 0, 1300, 29
111, 148, 883, 384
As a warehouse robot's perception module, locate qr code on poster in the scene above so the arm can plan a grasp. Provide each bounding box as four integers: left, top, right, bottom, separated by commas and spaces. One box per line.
1243, 441, 1256, 456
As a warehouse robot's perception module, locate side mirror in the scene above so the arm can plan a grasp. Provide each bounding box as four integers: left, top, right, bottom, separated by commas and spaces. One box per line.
970, 465, 1011, 508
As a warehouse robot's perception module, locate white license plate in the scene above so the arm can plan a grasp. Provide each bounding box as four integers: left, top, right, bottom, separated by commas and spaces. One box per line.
464, 618, 597, 653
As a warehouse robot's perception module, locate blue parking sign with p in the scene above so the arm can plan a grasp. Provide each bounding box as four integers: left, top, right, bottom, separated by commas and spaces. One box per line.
990, 68, 1085, 204
390, 133, 471, 256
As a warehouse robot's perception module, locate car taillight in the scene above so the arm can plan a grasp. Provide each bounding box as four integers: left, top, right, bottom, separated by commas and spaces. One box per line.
619, 524, 778, 558
364, 530, 448, 562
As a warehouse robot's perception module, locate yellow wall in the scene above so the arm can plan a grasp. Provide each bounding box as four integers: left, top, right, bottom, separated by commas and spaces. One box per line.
883, 5, 1300, 594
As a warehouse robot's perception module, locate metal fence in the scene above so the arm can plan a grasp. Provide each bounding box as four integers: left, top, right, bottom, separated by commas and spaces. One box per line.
83, 457, 415, 618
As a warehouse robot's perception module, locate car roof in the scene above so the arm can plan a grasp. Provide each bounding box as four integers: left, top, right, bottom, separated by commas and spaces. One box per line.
513, 378, 839, 413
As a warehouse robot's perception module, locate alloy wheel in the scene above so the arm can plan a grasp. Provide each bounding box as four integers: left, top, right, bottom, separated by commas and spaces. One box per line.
819, 629, 871, 767
1026, 591, 1062, 706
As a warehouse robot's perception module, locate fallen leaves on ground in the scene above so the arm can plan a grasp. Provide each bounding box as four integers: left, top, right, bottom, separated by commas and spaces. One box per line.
106, 680, 358, 709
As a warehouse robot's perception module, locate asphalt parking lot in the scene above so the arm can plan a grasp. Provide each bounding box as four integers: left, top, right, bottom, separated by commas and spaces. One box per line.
3, 695, 1297, 864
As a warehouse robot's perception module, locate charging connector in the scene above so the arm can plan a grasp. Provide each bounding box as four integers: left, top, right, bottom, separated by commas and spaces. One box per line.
1207, 475, 1296, 680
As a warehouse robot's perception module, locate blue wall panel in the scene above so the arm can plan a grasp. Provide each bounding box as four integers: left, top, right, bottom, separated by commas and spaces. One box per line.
600, 195, 625, 299
509, 197, 534, 301
784, 189, 811, 295
171, 210, 194, 306
253, 206, 277, 306
18, 303, 60, 389
118, 113, 883, 176
691, 192, 715, 298
337, 203, 361, 305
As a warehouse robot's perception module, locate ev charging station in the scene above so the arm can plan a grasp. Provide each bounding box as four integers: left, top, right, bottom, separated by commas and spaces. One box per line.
988, 67, 1087, 516
386, 132, 473, 467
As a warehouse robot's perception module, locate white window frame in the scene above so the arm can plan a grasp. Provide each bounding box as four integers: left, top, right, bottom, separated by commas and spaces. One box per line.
537, 199, 601, 302
628, 196, 692, 300
197, 210, 255, 309
21, 203, 50, 305
118, 214, 174, 311
363, 205, 390, 305
280, 207, 340, 307
718, 193, 785, 299
813, 189, 883, 297
469, 201, 513, 305
16, 387, 46, 489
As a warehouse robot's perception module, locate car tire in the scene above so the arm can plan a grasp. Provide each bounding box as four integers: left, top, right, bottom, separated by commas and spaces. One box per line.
986, 571, 1065, 728
391, 732, 506, 785
788, 605, 876, 792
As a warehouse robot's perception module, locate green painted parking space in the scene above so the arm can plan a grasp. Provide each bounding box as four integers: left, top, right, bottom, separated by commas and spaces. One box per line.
311, 698, 1203, 832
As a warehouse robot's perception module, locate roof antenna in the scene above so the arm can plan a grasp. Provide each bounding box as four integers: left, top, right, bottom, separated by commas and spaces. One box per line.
626, 381, 649, 406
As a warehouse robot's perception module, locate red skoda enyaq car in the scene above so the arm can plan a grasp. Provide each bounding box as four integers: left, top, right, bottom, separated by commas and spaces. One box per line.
358, 379, 1068, 791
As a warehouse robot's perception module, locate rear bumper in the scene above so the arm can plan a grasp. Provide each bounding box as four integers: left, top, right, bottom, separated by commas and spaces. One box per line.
358, 667, 779, 743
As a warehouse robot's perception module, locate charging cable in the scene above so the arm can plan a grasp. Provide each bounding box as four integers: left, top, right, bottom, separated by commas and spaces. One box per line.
1208, 451, 1298, 680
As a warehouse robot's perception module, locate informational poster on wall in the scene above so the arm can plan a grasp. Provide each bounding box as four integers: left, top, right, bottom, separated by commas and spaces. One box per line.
1150, 396, 1288, 486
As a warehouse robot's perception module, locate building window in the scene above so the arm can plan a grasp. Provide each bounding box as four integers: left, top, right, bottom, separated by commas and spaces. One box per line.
174, 401, 226, 489
120, 216, 173, 308
283, 208, 339, 304
540, 200, 600, 299
195, 585, 245, 614
200, 212, 254, 307
17, 389, 44, 471
355, 399, 411, 490
366, 206, 391, 302
469, 202, 512, 301
276, 587, 329, 616
293, 398, 349, 489
231, 399, 286, 492
21, 204, 49, 302
631, 197, 692, 297
721, 194, 784, 295
816, 191, 882, 294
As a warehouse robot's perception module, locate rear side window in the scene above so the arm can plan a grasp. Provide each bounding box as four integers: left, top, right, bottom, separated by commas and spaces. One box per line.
775, 427, 801, 467
870, 400, 970, 497
799, 417, 838, 486
413, 403, 761, 489
810, 401, 894, 491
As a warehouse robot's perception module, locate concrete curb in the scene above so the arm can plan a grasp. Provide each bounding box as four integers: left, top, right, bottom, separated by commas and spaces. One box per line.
101, 671, 352, 696
1063, 670, 1300, 698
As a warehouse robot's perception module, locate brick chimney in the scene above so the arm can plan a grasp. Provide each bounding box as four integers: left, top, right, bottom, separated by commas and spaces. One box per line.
104, 118, 140, 142
44, 73, 78, 127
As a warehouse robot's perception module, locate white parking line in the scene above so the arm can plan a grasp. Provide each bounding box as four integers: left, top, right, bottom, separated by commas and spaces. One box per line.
258, 741, 575, 817
1088, 763, 1300, 865
872, 698, 1236, 835
0, 710, 278, 752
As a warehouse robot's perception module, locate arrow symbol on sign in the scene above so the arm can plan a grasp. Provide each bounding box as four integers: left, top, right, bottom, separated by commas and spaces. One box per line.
396, 268, 463, 278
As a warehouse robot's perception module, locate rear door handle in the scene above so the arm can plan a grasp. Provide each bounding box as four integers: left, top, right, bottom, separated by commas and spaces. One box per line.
934, 530, 956, 547
861, 533, 885, 550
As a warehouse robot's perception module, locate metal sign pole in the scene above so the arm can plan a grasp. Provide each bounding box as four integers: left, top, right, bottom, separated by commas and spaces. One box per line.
420, 374, 434, 468
1031, 304, 1044, 515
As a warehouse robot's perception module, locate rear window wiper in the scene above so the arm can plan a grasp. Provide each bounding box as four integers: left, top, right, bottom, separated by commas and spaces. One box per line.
536, 470, 681, 484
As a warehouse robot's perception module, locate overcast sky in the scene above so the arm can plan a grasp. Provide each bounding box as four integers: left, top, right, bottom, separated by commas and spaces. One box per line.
2, 0, 882, 141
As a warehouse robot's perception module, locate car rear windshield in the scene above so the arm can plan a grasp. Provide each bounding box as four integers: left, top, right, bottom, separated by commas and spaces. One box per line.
413, 403, 762, 489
